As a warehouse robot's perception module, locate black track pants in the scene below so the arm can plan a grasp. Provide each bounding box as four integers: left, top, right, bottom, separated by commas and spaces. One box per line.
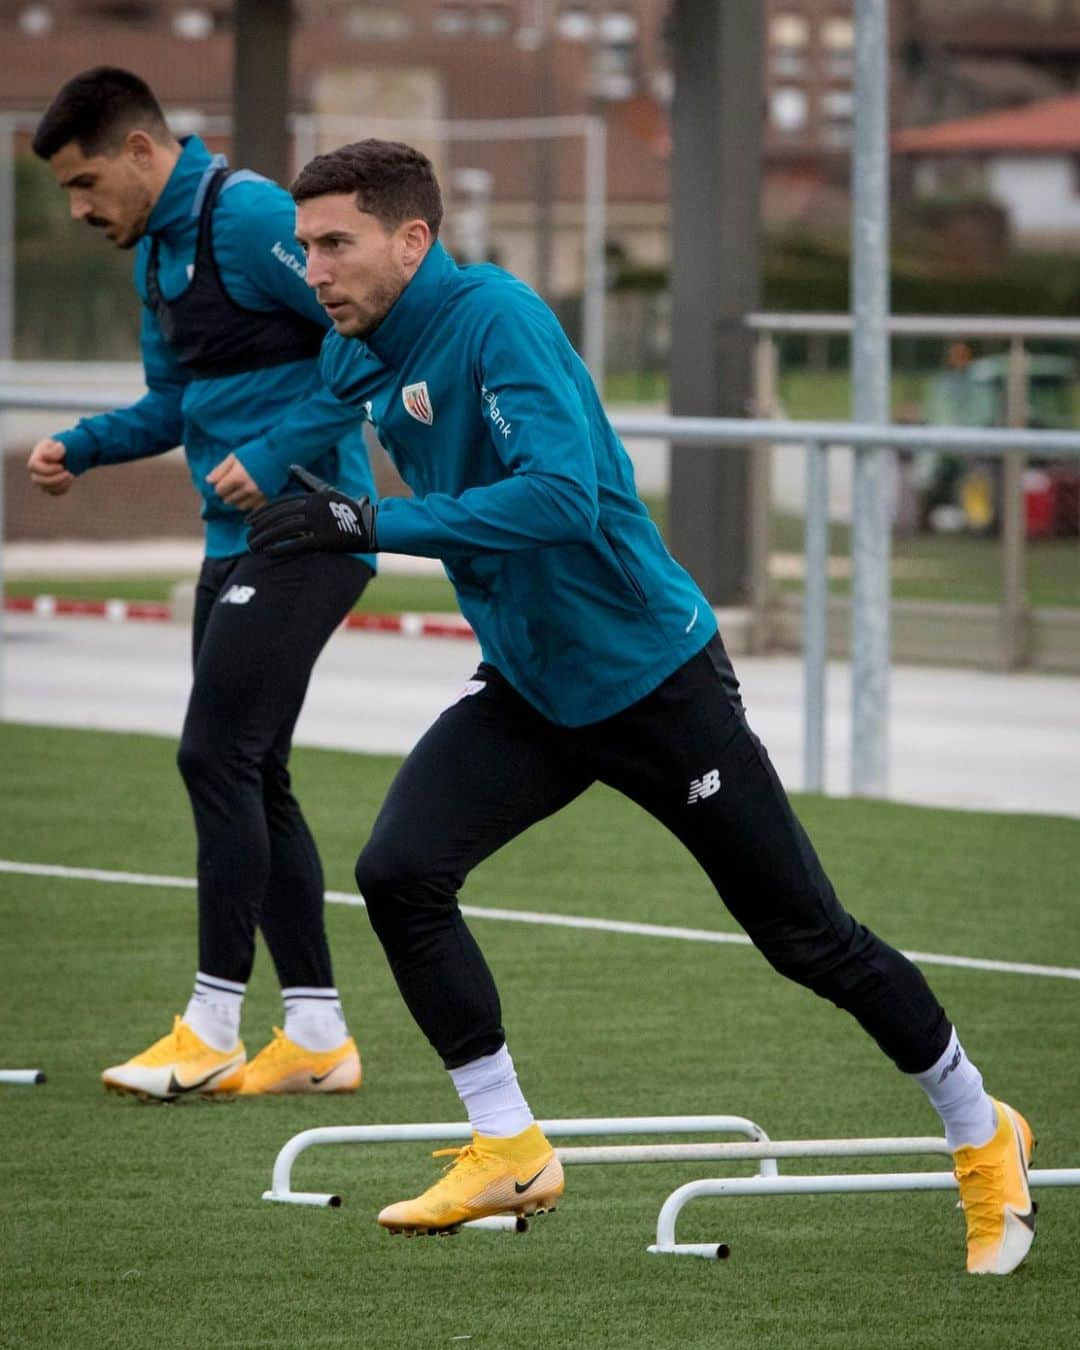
177, 549, 371, 988
355, 634, 951, 1073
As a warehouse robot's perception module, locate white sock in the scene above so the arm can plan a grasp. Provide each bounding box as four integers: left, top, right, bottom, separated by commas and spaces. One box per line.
912, 1028, 997, 1151
448, 1044, 535, 1138
282, 986, 348, 1052
183, 971, 244, 1051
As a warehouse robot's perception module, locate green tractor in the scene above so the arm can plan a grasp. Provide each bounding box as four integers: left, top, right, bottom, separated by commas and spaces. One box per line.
917, 352, 1077, 536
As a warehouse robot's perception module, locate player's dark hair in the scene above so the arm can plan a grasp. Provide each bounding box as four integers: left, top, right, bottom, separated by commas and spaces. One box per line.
32, 67, 170, 161
291, 139, 443, 239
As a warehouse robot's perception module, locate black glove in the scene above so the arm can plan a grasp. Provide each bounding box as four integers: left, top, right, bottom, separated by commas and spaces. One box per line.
246, 464, 377, 556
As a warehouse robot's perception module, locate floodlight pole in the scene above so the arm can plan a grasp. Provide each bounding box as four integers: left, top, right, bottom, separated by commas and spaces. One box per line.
850, 0, 892, 797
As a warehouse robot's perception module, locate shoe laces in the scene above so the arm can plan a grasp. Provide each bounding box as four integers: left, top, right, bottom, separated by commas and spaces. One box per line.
254, 1028, 290, 1063
136, 1015, 187, 1066
429, 1144, 491, 1185
954, 1156, 1003, 1241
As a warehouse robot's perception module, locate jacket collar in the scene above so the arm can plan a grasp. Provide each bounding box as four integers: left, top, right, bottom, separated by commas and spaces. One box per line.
361, 240, 457, 369
145, 135, 220, 242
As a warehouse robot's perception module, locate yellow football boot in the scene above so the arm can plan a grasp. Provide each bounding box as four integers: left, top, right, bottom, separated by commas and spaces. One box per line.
102, 1016, 246, 1101
953, 1098, 1036, 1275
378, 1122, 564, 1235
238, 1027, 361, 1095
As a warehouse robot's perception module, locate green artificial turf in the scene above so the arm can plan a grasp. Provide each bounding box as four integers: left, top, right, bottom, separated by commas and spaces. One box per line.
1, 723, 1078, 1349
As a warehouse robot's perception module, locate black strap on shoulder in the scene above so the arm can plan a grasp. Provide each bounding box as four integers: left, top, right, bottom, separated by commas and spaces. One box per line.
194, 166, 232, 265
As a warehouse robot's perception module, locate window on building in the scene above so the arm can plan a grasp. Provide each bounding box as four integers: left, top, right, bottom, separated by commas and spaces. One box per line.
348, 5, 410, 38
475, 4, 511, 37
172, 6, 214, 40
823, 16, 854, 79
18, 4, 53, 35
588, 6, 639, 102
770, 12, 810, 79
591, 41, 636, 101
556, 3, 593, 42
771, 86, 808, 134
822, 88, 854, 147
345, 5, 413, 40
598, 7, 638, 43
434, 3, 471, 35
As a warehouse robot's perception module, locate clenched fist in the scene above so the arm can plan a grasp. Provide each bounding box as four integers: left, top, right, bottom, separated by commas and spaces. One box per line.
27, 438, 75, 496
206, 452, 267, 512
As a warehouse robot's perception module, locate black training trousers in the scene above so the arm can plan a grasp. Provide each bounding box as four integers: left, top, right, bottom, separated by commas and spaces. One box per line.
356, 633, 951, 1075
177, 549, 371, 989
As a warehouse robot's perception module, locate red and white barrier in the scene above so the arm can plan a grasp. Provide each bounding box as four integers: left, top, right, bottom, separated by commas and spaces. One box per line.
3, 594, 475, 640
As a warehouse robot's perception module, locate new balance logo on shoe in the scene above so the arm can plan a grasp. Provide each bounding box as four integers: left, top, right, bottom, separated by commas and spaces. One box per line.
220, 585, 255, 605
330, 501, 361, 535
938, 1044, 963, 1084
687, 769, 721, 804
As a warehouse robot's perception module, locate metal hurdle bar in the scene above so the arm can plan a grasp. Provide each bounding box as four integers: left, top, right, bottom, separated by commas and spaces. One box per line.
650, 1158, 1080, 1261
263, 1115, 778, 1218
0, 1070, 45, 1084
264, 1116, 1080, 1251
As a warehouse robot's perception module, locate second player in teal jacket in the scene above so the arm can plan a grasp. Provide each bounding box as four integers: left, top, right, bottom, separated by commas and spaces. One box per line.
55, 132, 374, 562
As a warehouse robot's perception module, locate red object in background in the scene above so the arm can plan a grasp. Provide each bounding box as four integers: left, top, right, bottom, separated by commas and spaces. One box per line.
1024, 471, 1054, 539
1023, 468, 1080, 539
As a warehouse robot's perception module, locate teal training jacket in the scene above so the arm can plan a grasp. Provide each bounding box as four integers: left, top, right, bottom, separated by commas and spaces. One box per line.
321, 241, 716, 726
54, 135, 375, 562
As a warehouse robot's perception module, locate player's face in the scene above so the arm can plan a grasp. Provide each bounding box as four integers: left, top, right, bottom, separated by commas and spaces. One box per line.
50, 139, 155, 249
296, 194, 428, 340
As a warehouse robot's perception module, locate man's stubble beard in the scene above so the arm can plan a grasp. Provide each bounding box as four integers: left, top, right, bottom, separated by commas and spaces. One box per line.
348, 270, 409, 341
107, 182, 156, 250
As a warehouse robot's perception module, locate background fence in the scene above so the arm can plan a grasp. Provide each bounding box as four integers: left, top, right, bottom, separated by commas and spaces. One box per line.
4, 384, 1080, 791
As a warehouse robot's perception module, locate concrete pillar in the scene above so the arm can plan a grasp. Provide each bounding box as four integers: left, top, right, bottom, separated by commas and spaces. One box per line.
668, 0, 763, 605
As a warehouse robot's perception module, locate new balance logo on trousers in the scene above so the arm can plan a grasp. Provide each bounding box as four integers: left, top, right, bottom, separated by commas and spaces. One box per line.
687, 769, 721, 804
220, 585, 256, 605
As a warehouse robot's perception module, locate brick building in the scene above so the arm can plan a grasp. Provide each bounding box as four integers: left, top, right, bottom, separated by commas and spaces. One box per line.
6, 1, 1080, 286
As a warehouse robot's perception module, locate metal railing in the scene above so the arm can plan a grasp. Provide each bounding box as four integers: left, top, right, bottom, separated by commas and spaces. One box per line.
748, 313, 1080, 339
4, 385, 1080, 796
748, 313, 1080, 678
608, 412, 1080, 793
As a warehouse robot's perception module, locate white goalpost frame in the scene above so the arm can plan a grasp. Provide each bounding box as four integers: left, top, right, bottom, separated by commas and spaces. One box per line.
291, 110, 607, 384
263, 1113, 1080, 1255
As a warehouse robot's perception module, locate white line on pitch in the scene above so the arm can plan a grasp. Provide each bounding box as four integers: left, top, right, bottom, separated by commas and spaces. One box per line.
3, 857, 1079, 983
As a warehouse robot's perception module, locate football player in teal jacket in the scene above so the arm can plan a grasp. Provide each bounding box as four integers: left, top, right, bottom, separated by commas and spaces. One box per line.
249, 139, 1033, 1275
28, 69, 370, 1101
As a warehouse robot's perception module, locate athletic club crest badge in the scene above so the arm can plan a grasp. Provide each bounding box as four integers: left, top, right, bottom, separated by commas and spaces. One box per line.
402, 380, 434, 425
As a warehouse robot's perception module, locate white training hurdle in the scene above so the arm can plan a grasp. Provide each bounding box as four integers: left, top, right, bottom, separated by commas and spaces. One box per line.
263, 1114, 1080, 1255
263, 1115, 776, 1213
0, 1070, 46, 1084
650, 1165, 1080, 1259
